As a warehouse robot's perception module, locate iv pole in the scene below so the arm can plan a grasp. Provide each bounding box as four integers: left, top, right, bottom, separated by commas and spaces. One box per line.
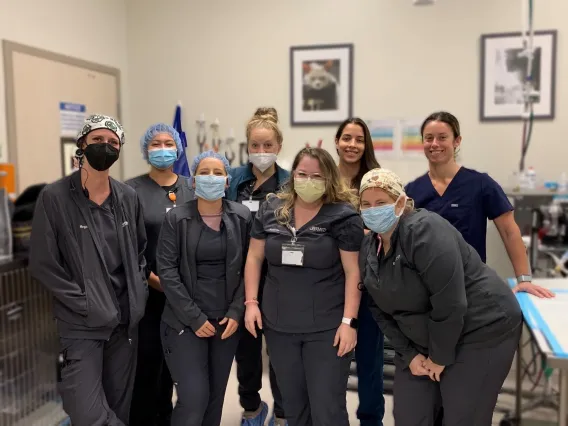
519, 0, 536, 173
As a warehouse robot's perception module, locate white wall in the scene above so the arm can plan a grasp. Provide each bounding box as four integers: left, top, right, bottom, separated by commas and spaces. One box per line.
125, 0, 567, 185
0, 0, 135, 175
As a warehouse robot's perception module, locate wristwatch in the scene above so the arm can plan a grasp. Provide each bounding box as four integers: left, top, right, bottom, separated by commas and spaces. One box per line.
516, 274, 532, 284
342, 317, 359, 329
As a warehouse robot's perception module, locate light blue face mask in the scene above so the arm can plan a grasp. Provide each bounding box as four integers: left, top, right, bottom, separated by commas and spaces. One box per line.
361, 198, 404, 234
148, 148, 177, 170
194, 175, 227, 201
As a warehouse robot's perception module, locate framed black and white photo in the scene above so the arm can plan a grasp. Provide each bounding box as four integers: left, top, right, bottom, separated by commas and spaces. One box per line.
61, 138, 79, 176
480, 30, 557, 121
290, 44, 353, 126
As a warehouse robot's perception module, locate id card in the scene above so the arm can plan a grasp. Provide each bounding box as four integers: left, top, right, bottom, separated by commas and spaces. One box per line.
242, 199, 260, 212
282, 243, 304, 266
166, 207, 172, 213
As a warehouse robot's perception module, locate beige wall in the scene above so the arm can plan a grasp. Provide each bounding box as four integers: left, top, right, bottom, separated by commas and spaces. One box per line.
124, 0, 567, 185
0, 0, 136, 176
2, 0, 566, 186
1, 0, 566, 275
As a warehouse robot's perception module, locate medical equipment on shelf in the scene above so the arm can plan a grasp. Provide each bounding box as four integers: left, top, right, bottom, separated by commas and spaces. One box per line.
209, 118, 222, 153
224, 128, 236, 165
526, 198, 568, 278
194, 114, 239, 164
196, 113, 207, 154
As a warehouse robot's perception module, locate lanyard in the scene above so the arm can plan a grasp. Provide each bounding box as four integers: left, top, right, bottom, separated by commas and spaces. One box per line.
249, 180, 256, 201
286, 224, 298, 244
376, 234, 382, 256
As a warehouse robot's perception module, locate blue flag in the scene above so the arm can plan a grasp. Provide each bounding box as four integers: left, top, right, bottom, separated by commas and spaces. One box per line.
172, 104, 190, 177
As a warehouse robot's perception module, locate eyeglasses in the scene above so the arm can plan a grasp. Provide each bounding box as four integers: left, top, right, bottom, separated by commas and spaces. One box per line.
294, 171, 325, 181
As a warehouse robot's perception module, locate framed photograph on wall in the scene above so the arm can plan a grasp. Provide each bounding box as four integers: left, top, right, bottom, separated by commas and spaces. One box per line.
480, 30, 557, 121
61, 138, 79, 176
290, 44, 353, 126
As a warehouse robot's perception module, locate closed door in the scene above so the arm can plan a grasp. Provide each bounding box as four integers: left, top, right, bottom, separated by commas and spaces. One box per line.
4, 42, 122, 193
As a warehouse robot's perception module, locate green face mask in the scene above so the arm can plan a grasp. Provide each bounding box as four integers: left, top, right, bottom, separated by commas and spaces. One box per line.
294, 177, 326, 203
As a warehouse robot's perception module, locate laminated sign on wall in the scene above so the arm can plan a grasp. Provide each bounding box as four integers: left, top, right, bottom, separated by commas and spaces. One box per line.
368, 119, 398, 158
59, 102, 86, 138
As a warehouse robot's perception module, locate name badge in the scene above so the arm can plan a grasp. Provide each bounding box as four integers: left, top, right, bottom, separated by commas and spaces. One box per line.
282, 243, 304, 266
242, 200, 260, 212
166, 207, 172, 213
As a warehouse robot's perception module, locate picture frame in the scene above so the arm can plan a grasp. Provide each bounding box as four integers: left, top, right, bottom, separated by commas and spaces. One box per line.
61, 138, 79, 176
479, 30, 557, 121
290, 43, 354, 126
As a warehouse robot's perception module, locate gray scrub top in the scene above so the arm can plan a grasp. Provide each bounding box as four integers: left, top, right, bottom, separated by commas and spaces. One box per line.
236, 173, 278, 220
235, 172, 279, 300
88, 196, 129, 325
126, 174, 194, 277
195, 220, 228, 319
126, 174, 194, 317
361, 209, 522, 367
251, 195, 364, 334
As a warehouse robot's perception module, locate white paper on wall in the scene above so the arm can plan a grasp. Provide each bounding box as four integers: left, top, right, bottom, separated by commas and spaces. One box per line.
60, 102, 86, 138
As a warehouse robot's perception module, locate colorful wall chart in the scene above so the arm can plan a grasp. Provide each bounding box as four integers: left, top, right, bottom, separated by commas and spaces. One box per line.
368, 120, 397, 156
400, 120, 423, 155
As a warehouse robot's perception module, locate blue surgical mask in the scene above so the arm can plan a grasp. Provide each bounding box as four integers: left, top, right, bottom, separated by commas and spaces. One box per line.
148, 148, 178, 170
194, 175, 226, 201
361, 199, 403, 234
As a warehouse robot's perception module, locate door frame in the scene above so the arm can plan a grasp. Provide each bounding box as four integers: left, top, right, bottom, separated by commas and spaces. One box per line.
2, 40, 123, 189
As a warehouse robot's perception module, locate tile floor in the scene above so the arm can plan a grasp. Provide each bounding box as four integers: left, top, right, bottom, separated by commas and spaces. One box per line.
174, 338, 561, 425
211, 360, 559, 426
219, 361, 389, 425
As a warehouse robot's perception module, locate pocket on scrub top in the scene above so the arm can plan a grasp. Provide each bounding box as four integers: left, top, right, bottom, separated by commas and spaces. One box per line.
443, 202, 472, 233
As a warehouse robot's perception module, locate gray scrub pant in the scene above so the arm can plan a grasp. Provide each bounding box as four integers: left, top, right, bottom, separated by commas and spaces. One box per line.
393, 325, 521, 426
161, 321, 240, 426
57, 325, 138, 426
264, 328, 352, 426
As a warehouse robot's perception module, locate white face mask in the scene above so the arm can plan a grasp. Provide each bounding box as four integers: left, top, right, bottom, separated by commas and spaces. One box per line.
249, 153, 277, 173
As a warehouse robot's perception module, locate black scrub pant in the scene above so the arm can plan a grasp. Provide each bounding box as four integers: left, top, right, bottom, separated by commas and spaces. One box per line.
393, 326, 521, 426
57, 325, 138, 426
161, 320, 240, 426
235, 326, 285, 417
130, 291, 173, 426
264, 328, 352, 426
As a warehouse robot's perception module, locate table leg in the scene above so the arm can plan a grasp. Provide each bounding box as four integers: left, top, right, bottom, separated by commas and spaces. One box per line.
560, 369, 568, 426
515, 341, 522, 421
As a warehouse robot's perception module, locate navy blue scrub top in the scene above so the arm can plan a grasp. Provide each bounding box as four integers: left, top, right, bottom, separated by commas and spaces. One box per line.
405, 167, 513, 263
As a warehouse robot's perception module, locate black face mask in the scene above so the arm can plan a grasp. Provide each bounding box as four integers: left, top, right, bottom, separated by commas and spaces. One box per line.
83, 143, 120, 171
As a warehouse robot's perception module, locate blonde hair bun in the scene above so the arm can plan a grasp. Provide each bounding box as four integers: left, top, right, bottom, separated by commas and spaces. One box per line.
253, 107, 279, 124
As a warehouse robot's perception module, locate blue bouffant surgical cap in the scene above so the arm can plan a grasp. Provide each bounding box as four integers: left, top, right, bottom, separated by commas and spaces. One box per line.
140, 123, 183, 161
190, 150, 232, 185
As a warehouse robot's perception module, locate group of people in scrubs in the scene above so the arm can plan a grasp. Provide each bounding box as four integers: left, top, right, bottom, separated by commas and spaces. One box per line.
29, 107, 554, 426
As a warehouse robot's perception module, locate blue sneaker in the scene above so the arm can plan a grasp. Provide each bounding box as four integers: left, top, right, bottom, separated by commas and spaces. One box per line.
268, 414, 288, 426
242, 401, 269, 426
